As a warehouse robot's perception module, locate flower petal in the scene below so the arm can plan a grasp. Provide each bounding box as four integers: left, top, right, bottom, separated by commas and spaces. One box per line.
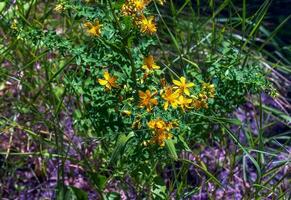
184, 88, 190, 96
98, 79, 108, 85
187, 82, 195, 87
180, 77, 186, 84
138, 90, 146, 98
153, 64, 160, 69
104, 71, 110, 80
171, 102, 178, 108
173, 79, 181, 86
164, 102, 169, 110
150, 98, 158, 105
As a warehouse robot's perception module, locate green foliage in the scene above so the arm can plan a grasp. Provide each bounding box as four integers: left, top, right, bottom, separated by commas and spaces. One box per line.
207, 41, 270, 113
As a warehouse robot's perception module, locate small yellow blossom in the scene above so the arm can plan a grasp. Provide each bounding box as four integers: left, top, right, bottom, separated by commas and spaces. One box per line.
192, 93, 208, 110
98, 71, 118, 90
10, 20, 18, 30
121, 4, 131, 16
173, 76, 195, 96
177, 95, 192, 111
121, 110, 132, 116
139, 15, 157, 34
161, 86, 180, 110
84, 20, 102, 37
157, 0, 166, 5
192, 99, 208, 110
54, 4, 64, 13
151, 131, 172, 147
160, 78, 167, 87
138, 90, 158, 112
142, 55, 160, 72
132, 116, 142, 129
202, 82, 215, 98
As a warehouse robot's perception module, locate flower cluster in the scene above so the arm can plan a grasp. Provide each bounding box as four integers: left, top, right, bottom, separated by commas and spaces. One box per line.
133, 55, 215, 147
121, 0, 161, 34
192, 82, 215, 110
121, 0, 149, 16
138, 73, 215, 113
147, 118, 174, 147
96, 54, 215, 148
82, 1, 163, 37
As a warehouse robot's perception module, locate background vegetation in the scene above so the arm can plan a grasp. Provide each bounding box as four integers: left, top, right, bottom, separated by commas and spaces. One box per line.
0, 0, 290, 199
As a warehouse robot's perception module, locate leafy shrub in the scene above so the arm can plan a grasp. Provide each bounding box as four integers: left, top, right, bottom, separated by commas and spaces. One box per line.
15, 0, 271, 167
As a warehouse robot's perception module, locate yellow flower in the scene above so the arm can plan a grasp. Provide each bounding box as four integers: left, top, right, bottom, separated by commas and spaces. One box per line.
139, 15, 157, 34
84, 20, 102, 37
138, 90, 158, 112
177, 95, 192, 111
142, 55, 160, 72
173, 76, 195, 96
157, 0, 166, 5
202, 82, 215, 98
133, 0, 147, 11
161, 86, 180, 110
98, 71, 118, 90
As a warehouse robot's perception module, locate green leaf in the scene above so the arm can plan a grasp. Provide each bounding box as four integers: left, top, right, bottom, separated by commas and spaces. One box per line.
261, 105, 291, 125
109, 131, 134, 165
56, 185, 88, 200
181, 159, 223, 188
104, 192, 120, 200
0, 2, 6, 13
217, 117, 242, 126
178, 135, 191, 151
165, 139, 178, 160
152, 183, 167, 199
89, 172, 107, 190
68, 186, 88, 200
222, 125, 262, 181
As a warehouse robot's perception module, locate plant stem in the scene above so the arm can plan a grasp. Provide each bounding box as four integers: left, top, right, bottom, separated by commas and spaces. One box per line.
108, 0, 138, 100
